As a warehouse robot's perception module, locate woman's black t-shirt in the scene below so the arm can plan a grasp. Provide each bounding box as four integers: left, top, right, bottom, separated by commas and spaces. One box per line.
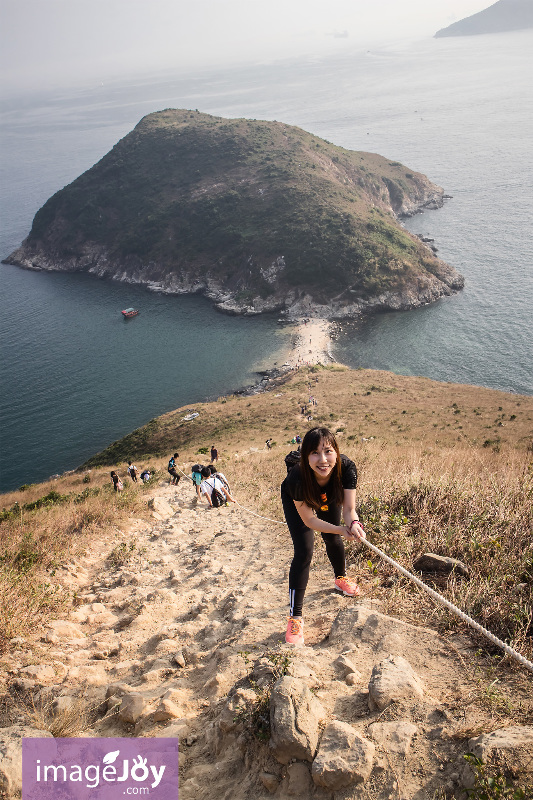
281, 454, 357, 525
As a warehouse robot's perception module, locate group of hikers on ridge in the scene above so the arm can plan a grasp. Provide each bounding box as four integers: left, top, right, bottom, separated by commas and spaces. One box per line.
110, 462, 150, 490
167, 445, 233, 509
112, 427, 366, 647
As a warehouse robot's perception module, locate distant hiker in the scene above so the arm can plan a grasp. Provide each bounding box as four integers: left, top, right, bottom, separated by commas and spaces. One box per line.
110, 471, 123, 492
191, 464, 203, 500
200, 466, 235, 508
295, 435, 302, 444
210, 444, 218, 463
281, 427, 365, 646
127, 462, 138, 482
266, 438, 273, 450
140, 469, 151, 483
168, 452, 180, 485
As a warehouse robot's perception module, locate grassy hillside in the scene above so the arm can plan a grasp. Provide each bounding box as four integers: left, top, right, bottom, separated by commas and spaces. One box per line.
1, 366, 531, 664
10, 110, 463, 308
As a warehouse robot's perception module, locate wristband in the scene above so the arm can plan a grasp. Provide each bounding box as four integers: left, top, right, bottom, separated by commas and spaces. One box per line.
350, 519, 363, 531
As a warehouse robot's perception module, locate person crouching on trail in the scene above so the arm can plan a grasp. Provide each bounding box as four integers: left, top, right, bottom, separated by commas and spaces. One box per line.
200, 466, 236, 508
281, 426, 366, 646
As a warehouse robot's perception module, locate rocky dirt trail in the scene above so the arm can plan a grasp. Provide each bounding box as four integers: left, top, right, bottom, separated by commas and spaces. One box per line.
2, 479, 532, 799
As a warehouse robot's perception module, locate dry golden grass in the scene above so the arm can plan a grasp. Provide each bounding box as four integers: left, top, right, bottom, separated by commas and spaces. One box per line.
0, 468, 157, 651
1, 365, 532, 664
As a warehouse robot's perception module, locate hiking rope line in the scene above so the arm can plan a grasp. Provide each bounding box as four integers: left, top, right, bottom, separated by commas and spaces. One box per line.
174, 464, 533, 674
361, 538, 533, 676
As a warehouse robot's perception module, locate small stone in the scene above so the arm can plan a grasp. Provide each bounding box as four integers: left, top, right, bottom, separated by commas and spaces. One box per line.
18, 664, 55, 682
368, 655, 424, 711
346, 671, 362, 686
260, 771, 279, 793
153, 698, 181, 722
334, 654, 360, 678
11, 678, 36, 692
173, 651, 186, 668
287, 762, 312, 796
46, 620, 86, 639
118, 694, 146, 724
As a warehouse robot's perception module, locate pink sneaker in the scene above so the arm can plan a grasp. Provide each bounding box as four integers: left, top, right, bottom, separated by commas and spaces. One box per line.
334, 576, 360, 597
285, 616, 304, 645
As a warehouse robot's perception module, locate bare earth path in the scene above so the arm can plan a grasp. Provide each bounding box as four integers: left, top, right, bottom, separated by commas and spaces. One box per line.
3, 478, 532, 799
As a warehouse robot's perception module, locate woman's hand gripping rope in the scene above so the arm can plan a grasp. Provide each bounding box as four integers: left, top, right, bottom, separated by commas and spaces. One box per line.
345, 519, 366, 542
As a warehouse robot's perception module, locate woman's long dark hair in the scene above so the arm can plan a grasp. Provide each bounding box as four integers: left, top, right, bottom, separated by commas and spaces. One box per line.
300, 427, 343, 511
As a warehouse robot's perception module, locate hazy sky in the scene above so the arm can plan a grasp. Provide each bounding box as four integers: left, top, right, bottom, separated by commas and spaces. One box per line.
1, 0, 492, 91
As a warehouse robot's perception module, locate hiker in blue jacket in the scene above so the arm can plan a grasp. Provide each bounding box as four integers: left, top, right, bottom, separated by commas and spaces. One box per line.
168, 453, 180, 485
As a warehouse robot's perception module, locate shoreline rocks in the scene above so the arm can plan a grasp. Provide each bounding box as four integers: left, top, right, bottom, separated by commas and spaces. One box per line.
4, 243, 464, 319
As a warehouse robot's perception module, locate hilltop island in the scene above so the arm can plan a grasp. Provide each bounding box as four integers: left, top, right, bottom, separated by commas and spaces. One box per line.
435, 0, 533, 38
5, 109, 464, 319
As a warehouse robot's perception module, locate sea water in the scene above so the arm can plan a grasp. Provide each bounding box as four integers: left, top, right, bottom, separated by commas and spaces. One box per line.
1, 30, 532, 491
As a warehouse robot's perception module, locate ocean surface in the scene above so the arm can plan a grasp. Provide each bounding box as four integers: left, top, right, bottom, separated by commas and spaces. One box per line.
1, 30, 532, 492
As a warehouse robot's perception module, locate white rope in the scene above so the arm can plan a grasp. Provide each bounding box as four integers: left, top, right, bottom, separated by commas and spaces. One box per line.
173, 464, 533, 674
176, 466, 194, 482
362, 538, 533, 675
233, 499, 288, 525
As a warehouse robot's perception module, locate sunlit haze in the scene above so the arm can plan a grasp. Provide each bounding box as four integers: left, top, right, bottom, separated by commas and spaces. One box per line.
1, 0, 492, 92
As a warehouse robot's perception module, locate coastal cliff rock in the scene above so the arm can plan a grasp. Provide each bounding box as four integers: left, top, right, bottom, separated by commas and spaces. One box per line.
435, 0, 533, 38
5, 110, 464, 318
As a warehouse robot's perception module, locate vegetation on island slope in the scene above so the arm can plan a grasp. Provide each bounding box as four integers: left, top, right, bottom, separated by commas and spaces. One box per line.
1, 366, 531, 671
8, 110, 463, 311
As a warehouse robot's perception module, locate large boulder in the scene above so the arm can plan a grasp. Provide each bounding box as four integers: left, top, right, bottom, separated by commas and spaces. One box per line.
368, 655, 424, 711
413, 552, 469, 577
312, 720, 375, 789
269, 676, 325, 764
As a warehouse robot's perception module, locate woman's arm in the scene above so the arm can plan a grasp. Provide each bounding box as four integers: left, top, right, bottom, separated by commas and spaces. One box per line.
294, 499, 350, 538
342, 489, 366, 541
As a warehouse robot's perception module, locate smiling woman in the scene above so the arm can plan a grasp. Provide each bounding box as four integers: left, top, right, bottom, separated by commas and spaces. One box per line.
280, 426, 366, 645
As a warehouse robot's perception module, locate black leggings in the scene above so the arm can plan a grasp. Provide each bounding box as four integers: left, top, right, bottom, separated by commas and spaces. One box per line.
282, 489, 346, 618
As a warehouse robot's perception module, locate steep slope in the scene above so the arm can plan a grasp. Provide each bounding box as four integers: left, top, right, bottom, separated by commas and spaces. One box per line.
435, 0, 533, 37
5, 110, 463, 317
1, 479, 532, 799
